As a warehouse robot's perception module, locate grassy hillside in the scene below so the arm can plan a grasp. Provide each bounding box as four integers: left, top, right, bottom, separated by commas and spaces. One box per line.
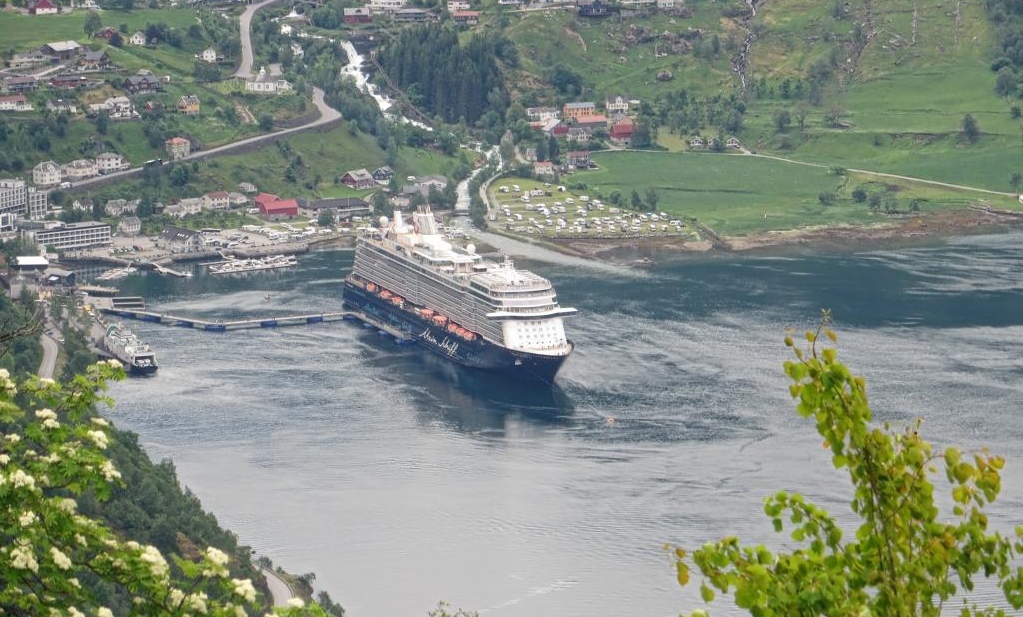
498, 0, 1022, 193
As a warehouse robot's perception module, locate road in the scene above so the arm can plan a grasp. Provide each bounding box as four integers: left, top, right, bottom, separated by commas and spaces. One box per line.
38, 330, 57, 379
260, 568, 296, 607
234, 0, 285, 79
66, 0, 337, 193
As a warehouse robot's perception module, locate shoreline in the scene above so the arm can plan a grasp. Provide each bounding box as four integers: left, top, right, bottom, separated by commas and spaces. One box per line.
540, 207, 1023, 263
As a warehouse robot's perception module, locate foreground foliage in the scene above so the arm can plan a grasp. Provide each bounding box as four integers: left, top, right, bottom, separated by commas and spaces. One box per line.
673, 315, 1023, 616
0, 361, 331, 616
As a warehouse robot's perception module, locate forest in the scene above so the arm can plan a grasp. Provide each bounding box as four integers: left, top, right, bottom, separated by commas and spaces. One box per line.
377, 24, 513, 125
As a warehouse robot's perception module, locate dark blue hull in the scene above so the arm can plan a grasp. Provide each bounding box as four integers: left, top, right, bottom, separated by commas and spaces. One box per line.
129, 363, 158, 376
342, 280, 571, 384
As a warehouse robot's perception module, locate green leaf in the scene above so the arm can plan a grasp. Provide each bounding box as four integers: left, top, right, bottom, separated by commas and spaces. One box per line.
700, 582, 715, 603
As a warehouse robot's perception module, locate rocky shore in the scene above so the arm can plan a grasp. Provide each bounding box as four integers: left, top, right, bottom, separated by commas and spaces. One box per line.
547, 207, 1023, 263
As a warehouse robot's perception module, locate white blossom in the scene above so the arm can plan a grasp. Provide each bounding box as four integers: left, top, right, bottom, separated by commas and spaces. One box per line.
19, 511, 36, 526
100, 460, 121, 481
97, 607, 114, 617
35, 408, 57, 420
287, 598, 305, 608
10, 542, 38, 572
0, 453, 9, 465
68, 577, 80, 588
41, 418, 60, 430
87, 430, 109, 449
5, 433, 20, 443
140, 544, 168, 577
232, 578, 257, 603
206, 546, 229, 566
234, 606, 246, 617
50, 547, 72, 570
56, 497, 77, 513
186, 592, 208, 614
39, 377, 56, 388
169, 588, 185, 607
90, 416, 110, 427
67, 607, 84, 617
10, 469, 35, 489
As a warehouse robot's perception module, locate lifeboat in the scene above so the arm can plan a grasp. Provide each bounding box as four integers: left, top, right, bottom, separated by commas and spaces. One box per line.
366, 283, 377, 292
432, 314, 447, 325
465, 332, 476, 341
447, 323, 458, 333
391, 296, 405, 305
420, 308, 434, 317
380, 290, 393, 300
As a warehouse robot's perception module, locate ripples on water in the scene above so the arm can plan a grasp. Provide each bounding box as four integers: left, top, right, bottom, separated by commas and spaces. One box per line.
106, 233, 1023, 616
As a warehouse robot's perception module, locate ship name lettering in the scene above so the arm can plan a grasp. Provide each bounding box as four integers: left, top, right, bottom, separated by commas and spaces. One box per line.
439, 337, 459, 356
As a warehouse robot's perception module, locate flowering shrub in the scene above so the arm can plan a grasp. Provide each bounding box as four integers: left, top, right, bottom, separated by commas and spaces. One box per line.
0, 361, 331, 617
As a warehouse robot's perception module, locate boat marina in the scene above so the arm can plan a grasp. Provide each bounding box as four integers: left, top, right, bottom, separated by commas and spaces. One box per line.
207, 254, 299, 275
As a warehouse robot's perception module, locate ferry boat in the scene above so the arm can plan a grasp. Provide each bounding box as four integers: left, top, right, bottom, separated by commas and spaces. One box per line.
102, 323, 158, 375
208, 254, 298, 274
342, 207, 576, 384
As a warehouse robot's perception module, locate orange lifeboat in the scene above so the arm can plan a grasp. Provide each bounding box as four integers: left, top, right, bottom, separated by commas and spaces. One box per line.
432, 315, 447, 325
366, 283, 377, 292
447, 323, 458, 333
380, 290, 393, 300
391, 296, 404, 305
420, 308, 434, 317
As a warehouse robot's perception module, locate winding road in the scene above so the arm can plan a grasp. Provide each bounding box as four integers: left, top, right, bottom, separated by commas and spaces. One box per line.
234, 0, 285, 79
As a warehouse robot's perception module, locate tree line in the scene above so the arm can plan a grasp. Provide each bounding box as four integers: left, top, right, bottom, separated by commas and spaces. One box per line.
377, 24, 511, 125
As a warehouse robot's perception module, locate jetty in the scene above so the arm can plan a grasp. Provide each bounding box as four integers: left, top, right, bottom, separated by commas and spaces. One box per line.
94, 306, 416, 341
97, 308, 349, 331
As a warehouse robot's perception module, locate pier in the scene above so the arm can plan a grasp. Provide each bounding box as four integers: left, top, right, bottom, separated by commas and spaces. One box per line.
96, 307, 416, 341
98, 308, 351, 331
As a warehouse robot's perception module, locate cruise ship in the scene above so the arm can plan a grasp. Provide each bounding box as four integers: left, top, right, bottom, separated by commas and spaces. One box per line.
342, 207, 576, 383
102, 323, 158, 375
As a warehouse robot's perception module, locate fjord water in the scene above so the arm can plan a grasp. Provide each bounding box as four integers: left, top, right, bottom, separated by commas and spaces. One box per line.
107, 232, 1023, 617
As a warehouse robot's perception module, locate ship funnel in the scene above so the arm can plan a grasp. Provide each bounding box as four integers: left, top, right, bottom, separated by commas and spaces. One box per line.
413, 206, 439, 235
392, 209, 408, 233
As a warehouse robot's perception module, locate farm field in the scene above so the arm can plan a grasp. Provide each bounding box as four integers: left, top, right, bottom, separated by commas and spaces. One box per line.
494, 150, 1021, 240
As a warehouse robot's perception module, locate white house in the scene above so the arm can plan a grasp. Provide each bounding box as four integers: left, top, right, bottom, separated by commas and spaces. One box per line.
61, 159, 99, 182
447, 0, 470, 10
199, 47, 217, 63
202, 191, 230, 211
103, 198, 139, 216
129, 31, 147, 46
164, 197, 202, 218
96, 152, 129, 174
244, 67, 292, 94
367, 0, 406, 13
33, 161, 62, 187
118, 215, 142, 237
605, 94, 631, 115
526, 106, 560, 122
0, 95, 33, 112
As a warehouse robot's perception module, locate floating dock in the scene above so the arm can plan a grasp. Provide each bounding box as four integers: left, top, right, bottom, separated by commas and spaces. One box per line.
95, 307, 416, 342
97, 308, 348, 331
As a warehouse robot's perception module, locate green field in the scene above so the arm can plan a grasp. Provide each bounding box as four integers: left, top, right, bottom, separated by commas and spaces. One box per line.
498, 150, 1017, 239
0, 9, 202, 49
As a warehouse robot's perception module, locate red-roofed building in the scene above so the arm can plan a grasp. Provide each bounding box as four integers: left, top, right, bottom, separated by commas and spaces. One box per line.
254, 192, 281, 210
260, 198, 298, 218
451, 10, 479, 25
574, 114, 608, 130
609, 118, 634, 145
31, 0, 58, 15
